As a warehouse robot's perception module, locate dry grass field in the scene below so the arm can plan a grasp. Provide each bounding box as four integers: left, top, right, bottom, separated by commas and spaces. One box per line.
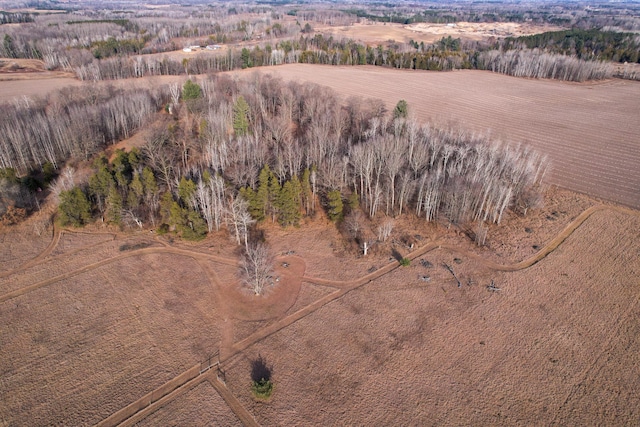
220, 205, 640, 426
1, 188, 639, 426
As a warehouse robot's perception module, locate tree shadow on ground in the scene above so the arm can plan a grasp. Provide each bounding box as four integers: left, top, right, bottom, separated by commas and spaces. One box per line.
251, 354, 272, 382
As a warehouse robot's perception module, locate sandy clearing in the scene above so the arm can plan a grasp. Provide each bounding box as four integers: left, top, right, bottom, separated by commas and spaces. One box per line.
313, 21, 563, 45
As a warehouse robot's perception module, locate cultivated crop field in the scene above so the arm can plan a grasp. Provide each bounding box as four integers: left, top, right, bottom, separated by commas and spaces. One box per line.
1, 189, 639, 425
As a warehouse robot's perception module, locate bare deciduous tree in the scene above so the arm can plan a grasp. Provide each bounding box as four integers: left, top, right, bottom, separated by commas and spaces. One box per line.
225, 194, 255, 249
241, 242, 274, 295
377, 219, 394, 242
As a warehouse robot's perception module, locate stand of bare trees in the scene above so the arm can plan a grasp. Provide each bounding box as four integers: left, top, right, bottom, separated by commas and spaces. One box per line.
476, 49, 614, 82
0, 85, 166, 173
3, 72, 548, 251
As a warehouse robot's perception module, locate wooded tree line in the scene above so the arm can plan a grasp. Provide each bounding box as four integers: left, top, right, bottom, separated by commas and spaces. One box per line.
0, 7, 298, 67
69, 34, 620, 83
0, 11, 34, 25
504, 29, 640, 63
35, 74, 546, 244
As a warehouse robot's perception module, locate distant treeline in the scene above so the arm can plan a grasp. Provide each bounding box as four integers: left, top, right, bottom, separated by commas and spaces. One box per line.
74, 33, 622, 83
505, 29, 640, 63
0, 11, 34, 25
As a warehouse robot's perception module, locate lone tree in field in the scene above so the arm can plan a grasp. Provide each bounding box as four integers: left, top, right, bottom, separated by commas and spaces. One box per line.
241, 242, 274, 295
251, 354, 273, 399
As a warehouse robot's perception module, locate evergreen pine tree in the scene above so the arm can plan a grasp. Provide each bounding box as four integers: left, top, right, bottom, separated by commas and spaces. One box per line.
393, 99, 409, 119
58, 187, 92, 227
268, 171, 282, 222
178, 177, 196, 208
128, 172, 144, 208
233, 95, 250, 137
112, 149, 131, 189
89, 159, 115, 216
255, 165, 271, 220
142, 167, 158, 196
160, 191, 174, 225
290, 174, 303, 212
182, 79, 203, 100
240, 186, 263, 221
278, 180, 301, 226
301, 168, 312, 215
106, 186, 123, 225
142, 167, 159, 226
128, 148, 141, 171
327, 189, 343, 222
347, 191, 359, 211
169, 200, 185, 230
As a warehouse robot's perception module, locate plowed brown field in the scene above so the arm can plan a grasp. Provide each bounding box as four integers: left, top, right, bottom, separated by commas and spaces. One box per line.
232, 65, 640, 210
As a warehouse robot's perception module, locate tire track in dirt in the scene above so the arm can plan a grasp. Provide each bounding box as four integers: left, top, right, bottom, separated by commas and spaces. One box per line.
99, 367, 210, 427
0, 224, 119, 279
206, 373, 260, 427
217, 205, 620, 367
0, 224, 60, 279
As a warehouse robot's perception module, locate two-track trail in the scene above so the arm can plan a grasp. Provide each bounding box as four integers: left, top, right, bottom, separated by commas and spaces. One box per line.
1, 203, 637, 426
